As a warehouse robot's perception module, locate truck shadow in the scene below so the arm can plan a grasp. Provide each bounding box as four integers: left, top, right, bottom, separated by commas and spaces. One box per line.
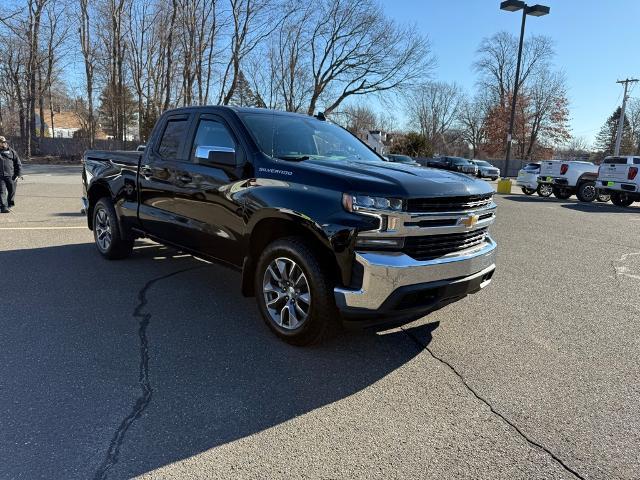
0, 241, 437, 479
502, 195, 640, 212
560, 203, 640, 213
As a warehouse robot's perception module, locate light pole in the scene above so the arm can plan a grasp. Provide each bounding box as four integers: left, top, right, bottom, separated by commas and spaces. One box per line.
499, 0, 549, 185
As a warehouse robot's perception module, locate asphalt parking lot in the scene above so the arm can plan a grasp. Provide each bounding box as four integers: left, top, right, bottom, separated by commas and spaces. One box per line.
1, 165, 639, 480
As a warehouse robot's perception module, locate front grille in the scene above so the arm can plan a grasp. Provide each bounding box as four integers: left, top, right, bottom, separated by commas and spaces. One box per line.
403, 228, 489, 261
407, 194, 493, 212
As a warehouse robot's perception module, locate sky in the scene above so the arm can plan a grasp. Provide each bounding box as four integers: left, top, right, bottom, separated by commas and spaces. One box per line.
382, 0, 640, 145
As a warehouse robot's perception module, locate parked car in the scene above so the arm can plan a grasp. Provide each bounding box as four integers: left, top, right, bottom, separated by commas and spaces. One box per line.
597, 155, 640, 207
537, 160, 610, 202
82, 106, 497, 345
470, 160, 500, 180
427, 156, 479, 176
516, 162, 543, 195
136, 145, 146, 152
384, 154, 420, 166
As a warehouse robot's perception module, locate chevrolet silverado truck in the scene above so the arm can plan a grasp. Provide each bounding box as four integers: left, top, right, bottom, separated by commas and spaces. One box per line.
537, 160, 610, 202
82, 106, 497, 345
597, 155, 640, 207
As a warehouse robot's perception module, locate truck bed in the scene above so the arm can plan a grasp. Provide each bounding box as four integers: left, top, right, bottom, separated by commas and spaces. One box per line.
83, 150, 142, 166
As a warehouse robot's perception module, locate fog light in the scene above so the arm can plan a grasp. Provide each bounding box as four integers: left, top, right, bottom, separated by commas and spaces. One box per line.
355, 237, 405, 249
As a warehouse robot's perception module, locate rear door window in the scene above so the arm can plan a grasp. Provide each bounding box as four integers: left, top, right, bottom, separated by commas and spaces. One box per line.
603, 157, 629, 164
158, 118, 189, 159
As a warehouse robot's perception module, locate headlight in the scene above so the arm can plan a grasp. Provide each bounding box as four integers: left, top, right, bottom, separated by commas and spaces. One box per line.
342, 194, 403, 212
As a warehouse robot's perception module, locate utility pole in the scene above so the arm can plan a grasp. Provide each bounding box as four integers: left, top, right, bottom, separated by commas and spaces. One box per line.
614, 78, 639, 155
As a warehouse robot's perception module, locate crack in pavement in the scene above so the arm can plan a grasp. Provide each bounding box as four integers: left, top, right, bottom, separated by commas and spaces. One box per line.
401, 327, 586, 480
93, 266, 204, 480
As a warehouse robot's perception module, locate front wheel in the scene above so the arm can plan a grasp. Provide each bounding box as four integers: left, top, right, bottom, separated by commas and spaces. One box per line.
576, 181, 597, 202
255, 237, 338, 345
611, 191, 634, 207
521, 187, 536, 195
537, 183, 553, 197
93, 198, 133, 259
553, 186, 572, 200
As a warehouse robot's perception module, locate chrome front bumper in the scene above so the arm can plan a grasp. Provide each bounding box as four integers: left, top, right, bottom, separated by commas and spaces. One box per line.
334, 236, 497, 313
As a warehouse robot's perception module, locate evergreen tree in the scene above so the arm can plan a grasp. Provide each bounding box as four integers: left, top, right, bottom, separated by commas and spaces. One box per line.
227, 71, 266, 108
594, 107, 634, 156
97, 85, 137, 140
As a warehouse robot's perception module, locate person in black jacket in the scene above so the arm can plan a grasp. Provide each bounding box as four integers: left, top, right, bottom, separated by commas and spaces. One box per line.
0, 136, 22, 213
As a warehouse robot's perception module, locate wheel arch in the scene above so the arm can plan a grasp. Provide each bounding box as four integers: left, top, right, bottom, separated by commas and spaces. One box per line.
86, 181, 113, 230
242, 215, 342, 298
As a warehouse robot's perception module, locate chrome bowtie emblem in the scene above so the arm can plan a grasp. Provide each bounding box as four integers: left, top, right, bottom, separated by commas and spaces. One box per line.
460, 214, 479, 228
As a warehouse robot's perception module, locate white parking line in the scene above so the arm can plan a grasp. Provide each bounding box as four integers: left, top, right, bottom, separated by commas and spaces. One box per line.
0, 226, 86, 230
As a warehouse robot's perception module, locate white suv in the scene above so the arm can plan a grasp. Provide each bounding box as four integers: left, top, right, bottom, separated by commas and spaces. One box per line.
597, 156, 640, 207
537, 160, 610, 202
516, 162, 544, 195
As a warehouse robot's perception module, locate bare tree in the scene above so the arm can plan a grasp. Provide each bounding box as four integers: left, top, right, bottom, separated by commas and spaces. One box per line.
79, 0, 97, 145
458, 95, 487, 159
406, 81, 463, 153
556, 136, 591, 160
627, 98, 640, 154
307, 0, 434, 116
474, 31, 554, 108
522, 69, 570, 159
219, 0, 282, 105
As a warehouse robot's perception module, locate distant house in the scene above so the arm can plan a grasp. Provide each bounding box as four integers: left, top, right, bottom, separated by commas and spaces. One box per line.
35, 111, 82, 138
35, 111, 108, 139
358, 130, 390, 155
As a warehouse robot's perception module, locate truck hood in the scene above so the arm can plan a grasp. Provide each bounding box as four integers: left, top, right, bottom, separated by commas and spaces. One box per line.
279, 158, 493, 198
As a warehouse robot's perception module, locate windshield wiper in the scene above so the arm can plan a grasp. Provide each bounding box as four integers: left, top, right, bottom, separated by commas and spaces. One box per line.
275, 155, 310, 162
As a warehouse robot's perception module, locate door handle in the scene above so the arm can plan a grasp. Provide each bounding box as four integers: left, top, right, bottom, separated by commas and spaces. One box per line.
141, 166, 153, 178
176, 174, 192, 184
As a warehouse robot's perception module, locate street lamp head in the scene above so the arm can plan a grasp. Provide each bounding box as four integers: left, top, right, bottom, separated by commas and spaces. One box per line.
526, 4, 550, 16
500, 0, 525, 12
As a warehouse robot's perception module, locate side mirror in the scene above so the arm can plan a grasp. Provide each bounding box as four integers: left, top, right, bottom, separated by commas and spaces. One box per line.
195, 145, 236, 166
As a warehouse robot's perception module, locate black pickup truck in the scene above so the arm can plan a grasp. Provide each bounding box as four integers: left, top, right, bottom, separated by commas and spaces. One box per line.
82, 106, 497, 345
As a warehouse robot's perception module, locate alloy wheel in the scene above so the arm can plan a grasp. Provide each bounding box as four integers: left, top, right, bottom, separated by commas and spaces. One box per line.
262, 257, 311, 330
582, 184, 596, 201
95, 208, 112, 252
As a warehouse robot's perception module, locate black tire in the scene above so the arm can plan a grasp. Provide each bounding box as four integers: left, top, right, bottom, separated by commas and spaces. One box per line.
596, 191, 610, 203
521, 187, 536, 195
610, 191, 634, 207
93, 197, 134, 259
537, 183, 553, 197
553, 186, 572, 200
255, 237, 338, 345
576, 181, 597, 202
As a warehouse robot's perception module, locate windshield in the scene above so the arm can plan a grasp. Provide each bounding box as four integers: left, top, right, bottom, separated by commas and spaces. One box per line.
388, 155, 414, 164
240, 113, 383, 163
474, 160, 491, 167
451, 158, 471, 165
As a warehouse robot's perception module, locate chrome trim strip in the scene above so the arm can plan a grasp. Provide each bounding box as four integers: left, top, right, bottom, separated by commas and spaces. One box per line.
334, 236, 497, 311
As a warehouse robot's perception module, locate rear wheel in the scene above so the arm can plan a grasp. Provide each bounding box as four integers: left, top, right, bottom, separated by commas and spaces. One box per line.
93, 198, 133, 259
521, 187, 536, 195
610, 191, 634, 207
576, 181, 597, 202
255, 237, 338, 345
553, 186, 572, 200
537, 183, 553, 197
